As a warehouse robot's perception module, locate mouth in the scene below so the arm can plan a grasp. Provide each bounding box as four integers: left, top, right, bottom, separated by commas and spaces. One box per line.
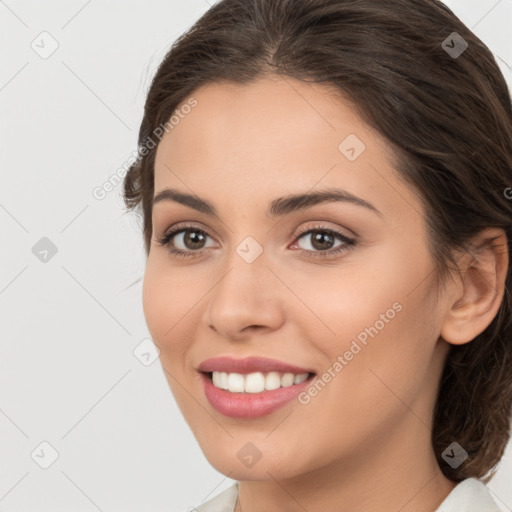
197, 356, 317, 418
204, 370, 315, 393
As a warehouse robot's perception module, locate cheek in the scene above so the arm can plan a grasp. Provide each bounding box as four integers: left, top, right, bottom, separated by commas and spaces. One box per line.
321, 286, 436, 432
298, 250, 410, 348
142, 257, 193, 356
142, 260, 201, 409
305, 243, 436, 401
142, 261, 165, 344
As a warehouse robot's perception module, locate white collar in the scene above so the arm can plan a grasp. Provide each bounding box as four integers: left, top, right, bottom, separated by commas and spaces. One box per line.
194, 478, 501, 512
434, 477, 501, 511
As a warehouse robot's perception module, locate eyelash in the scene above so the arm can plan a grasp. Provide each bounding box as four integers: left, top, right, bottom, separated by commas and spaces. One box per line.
155, 223, 357, 260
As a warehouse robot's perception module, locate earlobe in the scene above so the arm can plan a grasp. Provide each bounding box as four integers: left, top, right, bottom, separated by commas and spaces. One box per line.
440, 228, 509, 346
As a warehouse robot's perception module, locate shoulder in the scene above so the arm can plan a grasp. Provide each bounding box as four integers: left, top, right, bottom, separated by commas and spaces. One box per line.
435, 478, 502, 512
180, 483, 239, 512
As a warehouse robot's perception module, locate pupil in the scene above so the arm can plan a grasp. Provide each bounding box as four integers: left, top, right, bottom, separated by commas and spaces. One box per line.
186, 231, 205, 249
312, 232, 333, 251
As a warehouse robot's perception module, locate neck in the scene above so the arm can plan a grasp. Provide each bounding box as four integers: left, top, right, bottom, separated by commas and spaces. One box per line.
235, 417, 457, 512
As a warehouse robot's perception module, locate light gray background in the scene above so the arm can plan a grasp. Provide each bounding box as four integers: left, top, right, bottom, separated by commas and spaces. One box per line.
1, 1, 511, 511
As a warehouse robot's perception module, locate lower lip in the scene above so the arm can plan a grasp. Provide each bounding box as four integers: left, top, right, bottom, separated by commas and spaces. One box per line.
200, 372, 314, 418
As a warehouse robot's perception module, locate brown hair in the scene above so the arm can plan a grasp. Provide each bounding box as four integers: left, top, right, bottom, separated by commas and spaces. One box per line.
123, 0, 512, 482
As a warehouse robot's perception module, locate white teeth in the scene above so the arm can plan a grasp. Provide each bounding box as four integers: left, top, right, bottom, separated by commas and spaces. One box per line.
294, 373, 308, 384
281, 373, 295, 387
227, 373, 245, 393
265, 371, 281, 391
212, 371, 229, 390
212, 371, 222, 388
218, 372, 229, 390
245, 372, 265, 393
211, 371, 310, 393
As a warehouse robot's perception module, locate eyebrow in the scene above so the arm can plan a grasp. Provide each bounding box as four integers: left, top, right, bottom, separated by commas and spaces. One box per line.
152, 187, 382, 218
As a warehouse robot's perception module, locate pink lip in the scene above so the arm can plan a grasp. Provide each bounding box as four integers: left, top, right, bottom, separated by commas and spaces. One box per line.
200, 372, 315, 418
197, 356, 314, 374
197, 356, 316, 418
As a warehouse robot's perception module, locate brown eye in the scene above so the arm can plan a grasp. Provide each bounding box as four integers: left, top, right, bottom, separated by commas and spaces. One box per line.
291, 226, 357, 260
156, 225, 216, 258
156, 223, 357, 260
180, 230, 208, 250
305, 231, 337, 251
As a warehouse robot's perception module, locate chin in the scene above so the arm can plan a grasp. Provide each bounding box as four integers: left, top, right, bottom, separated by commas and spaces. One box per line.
200, 443, 308, 481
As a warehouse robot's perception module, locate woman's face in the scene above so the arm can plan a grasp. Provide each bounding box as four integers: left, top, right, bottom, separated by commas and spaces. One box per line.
143, 76, 452, 481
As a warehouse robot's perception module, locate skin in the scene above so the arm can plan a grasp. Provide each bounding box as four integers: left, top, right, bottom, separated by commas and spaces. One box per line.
143, 75, 508, 512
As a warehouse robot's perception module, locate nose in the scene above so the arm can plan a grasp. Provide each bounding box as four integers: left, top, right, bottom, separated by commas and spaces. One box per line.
201, 253, 285, 342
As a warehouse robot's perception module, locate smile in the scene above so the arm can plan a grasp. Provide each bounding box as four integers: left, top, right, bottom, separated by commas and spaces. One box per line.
197, 356, 316, 418
211, 370, 310, 393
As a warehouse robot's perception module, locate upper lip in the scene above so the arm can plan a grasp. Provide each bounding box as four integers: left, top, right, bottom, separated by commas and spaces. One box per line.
198, 356, 315, 375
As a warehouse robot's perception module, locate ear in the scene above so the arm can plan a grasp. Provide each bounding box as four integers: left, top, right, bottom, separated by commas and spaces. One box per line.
440, 228, 509, 346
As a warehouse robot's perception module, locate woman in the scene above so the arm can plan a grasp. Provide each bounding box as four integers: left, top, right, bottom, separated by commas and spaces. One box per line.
123, 0, 512, 510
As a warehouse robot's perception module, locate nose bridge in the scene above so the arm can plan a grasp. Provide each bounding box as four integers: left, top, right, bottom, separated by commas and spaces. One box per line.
213, 234, 270, 306
202, 234, 284, 338
234, 233, 265, 266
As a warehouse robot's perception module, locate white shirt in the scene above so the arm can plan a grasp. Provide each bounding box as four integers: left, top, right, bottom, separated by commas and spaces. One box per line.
189, 478, 501, 512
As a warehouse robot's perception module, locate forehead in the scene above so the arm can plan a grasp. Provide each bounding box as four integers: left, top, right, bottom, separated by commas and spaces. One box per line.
153, 76, 420, 221
156, 76, 376, 164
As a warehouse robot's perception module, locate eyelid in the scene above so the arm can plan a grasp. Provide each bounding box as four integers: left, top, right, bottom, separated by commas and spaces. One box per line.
156, 220, 358, 261
293, 221, 355, 241
157, 220, 354, 245
154, 222, 219, 255
157, 221, 217, 240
